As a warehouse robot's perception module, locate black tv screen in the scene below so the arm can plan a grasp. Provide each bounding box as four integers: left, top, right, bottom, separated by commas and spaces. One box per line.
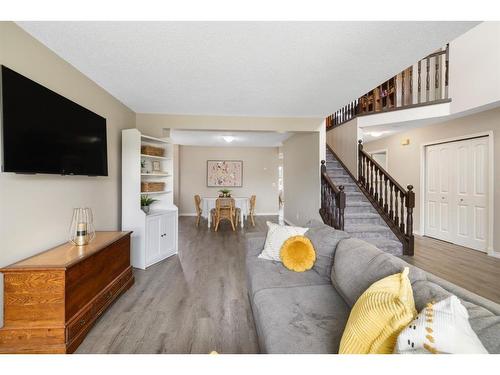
1, 66, 108, 176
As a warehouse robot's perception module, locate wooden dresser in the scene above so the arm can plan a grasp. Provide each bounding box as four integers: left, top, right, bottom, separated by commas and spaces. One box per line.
0, 231, 134, 354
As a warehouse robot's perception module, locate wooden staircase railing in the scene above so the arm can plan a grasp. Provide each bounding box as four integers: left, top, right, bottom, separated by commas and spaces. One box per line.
319, 160, 346, 230
357, 140, 415, 255
326, 44, 450, 130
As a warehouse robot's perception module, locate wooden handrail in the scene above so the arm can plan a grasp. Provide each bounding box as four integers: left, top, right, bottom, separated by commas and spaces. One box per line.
357, 140, 415, 255
358, 141, 406, 193
319, 160, 346, 231
326, 44, 449, 130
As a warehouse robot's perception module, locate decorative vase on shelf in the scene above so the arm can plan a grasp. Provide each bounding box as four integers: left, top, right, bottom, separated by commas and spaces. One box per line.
141, 206, 150, 214
69, 208, 96, 246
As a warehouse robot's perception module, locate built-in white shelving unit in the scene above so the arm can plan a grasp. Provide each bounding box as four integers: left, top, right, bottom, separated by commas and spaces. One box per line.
122, 129, 178, 270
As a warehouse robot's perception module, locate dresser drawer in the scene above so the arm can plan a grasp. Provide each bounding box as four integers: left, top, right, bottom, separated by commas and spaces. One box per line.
67, 306, 94, 342
92, 268, 133, 317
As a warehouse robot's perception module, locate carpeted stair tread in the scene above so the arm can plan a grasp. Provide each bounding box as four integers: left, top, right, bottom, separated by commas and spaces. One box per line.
344, 224, 391, 233
325, 148, 403, 256
344, 212, 381, 219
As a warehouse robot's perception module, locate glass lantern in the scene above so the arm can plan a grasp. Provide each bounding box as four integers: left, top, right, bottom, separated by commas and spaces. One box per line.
69, 208, 96, 246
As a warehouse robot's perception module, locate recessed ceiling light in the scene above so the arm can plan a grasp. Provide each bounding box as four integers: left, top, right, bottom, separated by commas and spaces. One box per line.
223, 136, 235, 143
369, 131, 384, 138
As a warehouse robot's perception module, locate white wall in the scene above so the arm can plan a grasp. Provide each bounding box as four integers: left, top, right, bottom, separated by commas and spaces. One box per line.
178, 146, 279, 215
449, 22, 500, 114
282, 132, 321, 226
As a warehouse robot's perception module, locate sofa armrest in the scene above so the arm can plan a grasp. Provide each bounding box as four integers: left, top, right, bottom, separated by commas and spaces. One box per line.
245, 232, 266, 258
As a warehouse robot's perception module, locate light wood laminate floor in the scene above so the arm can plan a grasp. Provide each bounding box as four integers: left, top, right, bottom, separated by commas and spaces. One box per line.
404, 235, 500, 304
76, 215, 277, 354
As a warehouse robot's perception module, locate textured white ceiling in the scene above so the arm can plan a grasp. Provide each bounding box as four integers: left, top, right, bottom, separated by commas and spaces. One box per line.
17, 21, 477, 117
170, 129, 290, 147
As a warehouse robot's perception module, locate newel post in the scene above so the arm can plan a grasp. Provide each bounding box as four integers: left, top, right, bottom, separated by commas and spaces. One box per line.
320, 160, 326, 213
338, 185, 346, 231
358, 140, 364, 185
405, 185, 415, 256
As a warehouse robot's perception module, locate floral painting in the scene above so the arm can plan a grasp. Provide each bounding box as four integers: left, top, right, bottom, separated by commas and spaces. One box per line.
207, 160, 243, 187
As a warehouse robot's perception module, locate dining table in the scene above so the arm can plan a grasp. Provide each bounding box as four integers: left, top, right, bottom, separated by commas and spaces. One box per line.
201, 197, 250, 229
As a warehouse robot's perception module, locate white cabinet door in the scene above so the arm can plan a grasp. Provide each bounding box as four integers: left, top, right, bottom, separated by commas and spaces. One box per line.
160, 212, 177, 258
145, 215, 161, 265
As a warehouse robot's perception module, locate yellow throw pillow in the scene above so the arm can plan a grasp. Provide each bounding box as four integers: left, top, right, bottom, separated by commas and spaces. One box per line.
280, 235, 316, 272
339, 267, 417, 354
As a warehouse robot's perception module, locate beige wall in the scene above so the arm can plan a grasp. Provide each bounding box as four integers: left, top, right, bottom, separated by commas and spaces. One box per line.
363, 107, 500, 253
136, 113, 323, 136
178, 146, 279, 215
0, 22, 136, 268
283, 132, 321, 226
326, 118, 360, 178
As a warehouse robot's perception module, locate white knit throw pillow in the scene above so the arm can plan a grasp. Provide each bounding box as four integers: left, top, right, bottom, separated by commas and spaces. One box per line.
395, 295, 488, 354
258, 221, 308, 262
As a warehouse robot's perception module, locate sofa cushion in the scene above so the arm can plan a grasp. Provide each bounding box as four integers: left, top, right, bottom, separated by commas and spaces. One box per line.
245, 233, 267, 258
246, 254, 329, 300
462, 301, 500, 354
304, 223, 350, 278
252, 284, 350, 353
332, 238, 426, 307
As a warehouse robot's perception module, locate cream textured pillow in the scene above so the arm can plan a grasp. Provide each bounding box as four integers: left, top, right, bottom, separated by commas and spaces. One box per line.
258, 221, 308, 262
395, 295, 488, 354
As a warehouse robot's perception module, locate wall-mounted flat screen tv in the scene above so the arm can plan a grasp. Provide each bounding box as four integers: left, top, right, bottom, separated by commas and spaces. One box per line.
1, 65, 108, 176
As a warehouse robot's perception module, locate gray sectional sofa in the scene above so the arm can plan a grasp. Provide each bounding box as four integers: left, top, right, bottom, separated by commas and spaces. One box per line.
245, 221, 500, 354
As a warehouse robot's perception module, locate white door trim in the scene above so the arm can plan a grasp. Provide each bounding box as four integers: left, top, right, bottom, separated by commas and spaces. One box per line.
368, 148, 389, 171
420, 131, 494, 255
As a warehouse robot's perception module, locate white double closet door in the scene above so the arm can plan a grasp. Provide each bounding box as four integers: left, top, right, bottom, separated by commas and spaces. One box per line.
425, 136, 489, 252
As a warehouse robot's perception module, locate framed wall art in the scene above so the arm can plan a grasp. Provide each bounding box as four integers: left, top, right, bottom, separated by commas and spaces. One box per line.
207, 160, 243, 187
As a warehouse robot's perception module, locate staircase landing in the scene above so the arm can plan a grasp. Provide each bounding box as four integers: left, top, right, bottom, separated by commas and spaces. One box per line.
325, 149, 403, 256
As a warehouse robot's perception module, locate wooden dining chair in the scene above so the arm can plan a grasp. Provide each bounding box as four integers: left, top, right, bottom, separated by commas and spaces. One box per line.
211, 198, 238, 231
249, 195, 256, 227
194, 195, 202, 227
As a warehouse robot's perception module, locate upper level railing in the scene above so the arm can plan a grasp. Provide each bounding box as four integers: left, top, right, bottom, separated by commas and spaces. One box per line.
326, 44, 449, 130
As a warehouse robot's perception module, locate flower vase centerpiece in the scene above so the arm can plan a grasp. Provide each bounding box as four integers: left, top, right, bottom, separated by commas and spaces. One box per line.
218, 189, 232, 198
